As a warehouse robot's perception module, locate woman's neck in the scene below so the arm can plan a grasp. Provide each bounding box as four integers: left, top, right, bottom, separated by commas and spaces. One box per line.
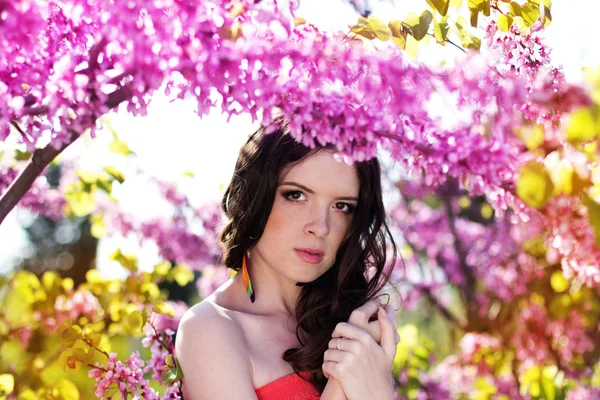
231, 266, 300, 318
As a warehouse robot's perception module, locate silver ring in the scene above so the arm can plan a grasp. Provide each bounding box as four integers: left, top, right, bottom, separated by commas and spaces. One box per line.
336, 337, 346, 351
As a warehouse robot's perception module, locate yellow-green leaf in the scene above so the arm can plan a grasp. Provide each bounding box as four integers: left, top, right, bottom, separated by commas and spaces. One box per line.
170, 265, 195, 286
550, 271, 569, 293
127, 310, 144, 332
388, 20, 403, 37
391, 35, 407, 49
90, 213, 106, 238
406, 11, 433, 41
566, 107, 600, 143
293, 17, 306, 26
153, 261, 172, 277
103, 166, 125, 183
405, 34, 420, 59
470, 9, 479, 27
521, 1, 541, 26
583, 195, 600, 247
108, 138, 133, 156
542, 3, 552, 26
517, 124, 545, 150
426, 0, 450, 16
367, 16, 392, 41
350, 25, 376, 40
14, 149, 32, 161
65, 191, 96, 217
498, 14, 513, 32
55, 379, 80, 400
509, 1, 522, 16
468, 0, 488, 11
0, 374, 15, 396
516, 162, 555, 209
154, 301, 175, 317
433, 16, 450, 43
109, 248, 138, 272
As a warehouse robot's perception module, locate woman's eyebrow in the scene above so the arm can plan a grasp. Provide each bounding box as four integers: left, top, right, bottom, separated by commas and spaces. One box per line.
280, 181, 358, 202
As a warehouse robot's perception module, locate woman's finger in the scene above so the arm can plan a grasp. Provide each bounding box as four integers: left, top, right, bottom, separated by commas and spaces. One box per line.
348, 300, 380, 326
331, 322, 372, 345
327, 337, 360, 353
322, 362, 339, 381
323, 349, 351, 363
378, 307, 398, 362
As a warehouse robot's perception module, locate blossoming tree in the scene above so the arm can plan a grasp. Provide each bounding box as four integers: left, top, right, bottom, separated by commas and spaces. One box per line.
1, 0, 600, 398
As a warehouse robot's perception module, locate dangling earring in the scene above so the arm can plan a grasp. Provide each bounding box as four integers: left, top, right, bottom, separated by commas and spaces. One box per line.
242, 255, 255, 303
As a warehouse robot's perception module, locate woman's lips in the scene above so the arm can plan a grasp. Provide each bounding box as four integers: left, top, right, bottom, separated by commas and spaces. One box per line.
294, 249, 324, 264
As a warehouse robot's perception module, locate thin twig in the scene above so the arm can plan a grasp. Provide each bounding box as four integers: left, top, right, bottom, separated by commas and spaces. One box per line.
426, 32, 467, 53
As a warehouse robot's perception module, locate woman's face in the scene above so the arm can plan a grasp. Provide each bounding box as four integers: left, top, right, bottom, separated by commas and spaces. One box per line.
251, 150, 360, 284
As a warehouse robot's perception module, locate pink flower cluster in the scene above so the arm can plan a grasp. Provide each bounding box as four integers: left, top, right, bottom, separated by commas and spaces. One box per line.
89, 351, 160, 399
566, 385, 600, 400
545, 196, 600, 287
1, 0, 555, 203
51, 288, 103, 329
391, 187, 541, 303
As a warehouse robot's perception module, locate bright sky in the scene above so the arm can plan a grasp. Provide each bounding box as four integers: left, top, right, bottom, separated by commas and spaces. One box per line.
1, 0, 599, 276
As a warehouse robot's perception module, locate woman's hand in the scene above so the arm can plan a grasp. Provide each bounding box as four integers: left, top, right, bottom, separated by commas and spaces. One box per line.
322, 306, 397, 400
347, 298, 400, 346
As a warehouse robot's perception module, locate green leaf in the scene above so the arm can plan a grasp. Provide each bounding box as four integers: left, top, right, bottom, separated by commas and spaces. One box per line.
108, 138, 133, 156
55, 379, 80, 400
426, 0, 450, 16
509, 1, 522, 16
14, 149, 32, 161
498, 14, 513, 32
521, 1, 541, 26
65, 191, 96, 217
542, 0, 552, 25
468, 0, 488, 10
161, 357, 183, 383
109, 248, 138, 272
367, 15, 392, 41
103, 166, 125, 183
388, 20, 403, 37
583, 195, 600, 247
516, 162, 555, 209
96, 177, 113, 194
470, 9, 479, 27
170, 265, 195, 286
0, 374, 15, 396
127, 310, 144, 332
550, 271, 569, 293
350, 25, 376, 40
403, 10, 433, 41
90, 213, 106, 238
566, 107, 600, 143
433, 16, 450, 43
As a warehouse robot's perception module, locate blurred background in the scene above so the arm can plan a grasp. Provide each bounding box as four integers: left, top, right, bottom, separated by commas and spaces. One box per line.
2, 0, 600, 398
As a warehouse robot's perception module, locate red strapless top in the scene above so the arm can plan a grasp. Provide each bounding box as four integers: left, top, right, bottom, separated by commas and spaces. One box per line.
255, 372, 320, 400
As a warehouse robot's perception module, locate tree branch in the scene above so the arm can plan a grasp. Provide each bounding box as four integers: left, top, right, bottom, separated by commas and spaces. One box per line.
0, 85, 133, 225
439, 186, 477, 305
420, 284, 466, 329
0, 130, 78, 224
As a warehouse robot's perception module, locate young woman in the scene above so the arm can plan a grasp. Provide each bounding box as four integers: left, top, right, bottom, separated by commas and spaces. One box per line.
176, 115, 400, 399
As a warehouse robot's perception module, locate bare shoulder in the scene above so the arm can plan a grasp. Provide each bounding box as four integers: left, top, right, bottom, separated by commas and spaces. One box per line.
175, 298, 257, 400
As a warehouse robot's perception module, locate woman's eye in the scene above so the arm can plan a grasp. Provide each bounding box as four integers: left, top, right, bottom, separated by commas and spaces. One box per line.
335, 202, 355, 214
284, 191, 305, 201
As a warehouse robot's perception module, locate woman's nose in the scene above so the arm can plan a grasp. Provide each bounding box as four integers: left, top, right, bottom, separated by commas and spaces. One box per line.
305, 208, 330, 238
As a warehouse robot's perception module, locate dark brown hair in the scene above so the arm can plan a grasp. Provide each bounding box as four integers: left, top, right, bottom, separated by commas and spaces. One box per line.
218, 115, 397, 392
